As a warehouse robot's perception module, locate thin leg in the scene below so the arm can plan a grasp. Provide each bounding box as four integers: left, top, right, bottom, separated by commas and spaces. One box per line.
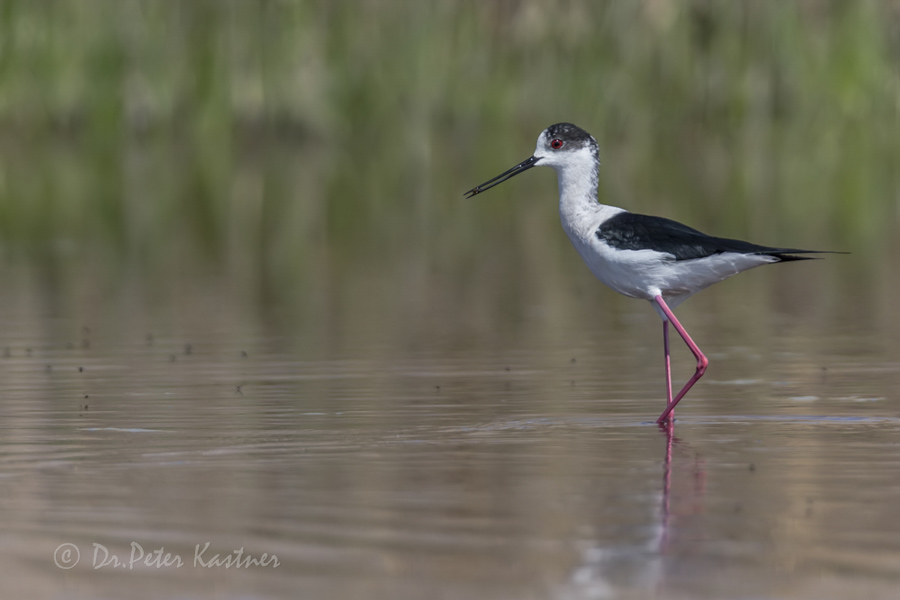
655, 295, 708, 424
663, 321, 673, 408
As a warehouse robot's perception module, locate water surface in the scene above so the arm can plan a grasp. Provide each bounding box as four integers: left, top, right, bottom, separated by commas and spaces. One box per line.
0, 272, 897, 600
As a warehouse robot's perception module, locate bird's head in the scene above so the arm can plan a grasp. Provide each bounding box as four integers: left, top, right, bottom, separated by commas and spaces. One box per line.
464, 123, 599, 198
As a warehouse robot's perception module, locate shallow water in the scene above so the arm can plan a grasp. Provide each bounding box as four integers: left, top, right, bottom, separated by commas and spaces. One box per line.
0, 268, 898, 600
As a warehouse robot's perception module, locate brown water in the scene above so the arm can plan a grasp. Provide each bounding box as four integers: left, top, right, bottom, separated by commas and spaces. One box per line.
0, 260, 898, 600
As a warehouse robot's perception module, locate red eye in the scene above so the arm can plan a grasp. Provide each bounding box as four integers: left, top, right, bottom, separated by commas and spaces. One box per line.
550, 139, 564, 149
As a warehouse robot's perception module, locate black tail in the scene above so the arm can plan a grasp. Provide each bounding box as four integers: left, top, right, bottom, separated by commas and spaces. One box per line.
763, 250, 849, 262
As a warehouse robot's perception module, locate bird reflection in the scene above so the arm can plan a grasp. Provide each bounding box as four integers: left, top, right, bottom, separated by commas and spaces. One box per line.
562, 423, 707, 598
658, 422, 707, 554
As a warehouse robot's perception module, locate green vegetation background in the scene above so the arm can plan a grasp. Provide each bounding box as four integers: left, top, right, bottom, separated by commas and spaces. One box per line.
0, 1, 895, 314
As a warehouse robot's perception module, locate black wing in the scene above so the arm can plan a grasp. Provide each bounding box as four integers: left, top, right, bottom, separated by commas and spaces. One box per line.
595, 212, 825, 262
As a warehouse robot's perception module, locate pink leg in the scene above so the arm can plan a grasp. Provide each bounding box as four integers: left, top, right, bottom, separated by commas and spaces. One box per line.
655, 295, 708, 424
663, 321, 673, 408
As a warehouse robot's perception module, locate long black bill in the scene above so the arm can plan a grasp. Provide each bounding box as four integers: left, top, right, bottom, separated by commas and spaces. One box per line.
464, 156, 540, 198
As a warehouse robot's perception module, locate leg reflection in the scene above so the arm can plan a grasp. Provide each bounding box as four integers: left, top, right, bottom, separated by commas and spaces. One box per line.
657, 423, 707, 559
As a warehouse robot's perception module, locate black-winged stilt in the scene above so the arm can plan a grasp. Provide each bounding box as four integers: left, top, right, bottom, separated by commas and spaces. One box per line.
465, 123, 841, 424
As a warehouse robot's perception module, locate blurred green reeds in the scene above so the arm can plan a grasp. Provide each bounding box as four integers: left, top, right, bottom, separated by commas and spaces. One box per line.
0, 0, 896, 293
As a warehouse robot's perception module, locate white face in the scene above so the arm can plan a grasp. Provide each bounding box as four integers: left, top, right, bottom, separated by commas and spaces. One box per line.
463, 124, 599, 199
532, 129, 598, 172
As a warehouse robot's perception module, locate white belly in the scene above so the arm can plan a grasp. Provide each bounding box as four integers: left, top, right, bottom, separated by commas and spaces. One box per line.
565, 227, 777, 302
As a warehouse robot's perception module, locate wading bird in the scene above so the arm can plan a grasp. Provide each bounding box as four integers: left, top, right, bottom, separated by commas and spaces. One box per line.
465, 123, 839, 424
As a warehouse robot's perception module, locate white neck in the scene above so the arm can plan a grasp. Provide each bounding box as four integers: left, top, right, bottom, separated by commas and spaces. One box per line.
556, 156, 599, 212
548, 148, 613, 239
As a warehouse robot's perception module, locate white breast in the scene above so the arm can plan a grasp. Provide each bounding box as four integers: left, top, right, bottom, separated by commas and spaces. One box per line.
560, 208, 777, 303
548, 146, 776, 307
